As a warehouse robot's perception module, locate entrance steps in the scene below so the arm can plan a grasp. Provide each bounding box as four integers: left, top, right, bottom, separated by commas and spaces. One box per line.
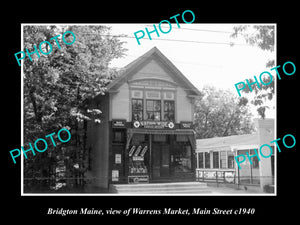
109, 182, 211, 194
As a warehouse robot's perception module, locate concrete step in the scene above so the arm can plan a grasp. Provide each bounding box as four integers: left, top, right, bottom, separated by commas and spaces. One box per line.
109, 182, 211, 194
111, 182, 207, 189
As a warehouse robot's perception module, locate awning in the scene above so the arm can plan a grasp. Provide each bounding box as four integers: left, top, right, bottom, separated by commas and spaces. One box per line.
126, 128, 196, 150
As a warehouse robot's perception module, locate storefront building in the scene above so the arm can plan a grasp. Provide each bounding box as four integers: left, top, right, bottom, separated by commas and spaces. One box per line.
195, 119, 275, 191
86, 47, 201, 188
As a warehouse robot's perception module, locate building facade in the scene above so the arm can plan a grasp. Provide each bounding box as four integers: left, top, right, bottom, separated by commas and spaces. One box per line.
86, 47, 201, 188
195, 119, 275, 191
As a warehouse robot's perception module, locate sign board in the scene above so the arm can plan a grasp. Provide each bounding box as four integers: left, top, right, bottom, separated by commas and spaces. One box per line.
196, 169, 235, 183
180, 122, 193, 129
128, 175, 149, 184
115, 154, 121, 164
112, 170, 119, 182
132, 156, 144, 161
130, 80, 175, 88
224, 171, 235, 183
133, 120, 175, 129
112, 120, 126, 128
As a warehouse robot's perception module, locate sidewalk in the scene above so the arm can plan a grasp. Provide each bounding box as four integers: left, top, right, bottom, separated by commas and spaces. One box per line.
208, 185, 265, 195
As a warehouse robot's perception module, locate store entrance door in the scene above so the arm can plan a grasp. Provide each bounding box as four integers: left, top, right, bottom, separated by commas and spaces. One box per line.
152, 144, 170, 179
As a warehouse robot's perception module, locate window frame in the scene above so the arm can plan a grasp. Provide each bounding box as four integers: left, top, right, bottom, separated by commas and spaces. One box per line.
213, 152, 219, 169
204, 152, 210, 169
250, 149, 260, 169
132, 98, 144, 121
197, 152, 204, 168
227, 151, 235, 169
219, 151, 227, 169
145, 99, 161, 121
163, 100, 175, 121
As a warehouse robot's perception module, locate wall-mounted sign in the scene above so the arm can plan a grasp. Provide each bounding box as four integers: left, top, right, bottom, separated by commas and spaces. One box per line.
180, 121, 193, 129
145, 91, 161, 99
163, 91, 175, 100
132, 156, 144, 161
115, 154, 121, 164
132, 120, 175, 129
130, 79, 175, 88
131, 90, 143, 99
196, 170, 235, 183
112, 120, 126, 128
112, 170, 119, 181
128, 175, 149, 184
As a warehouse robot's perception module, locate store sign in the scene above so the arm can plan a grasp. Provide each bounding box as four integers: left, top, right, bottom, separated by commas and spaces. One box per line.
112, 120, 126, 128
128, 175, 149, 184
115, 154, 121, 164
129, 145, 148, 157
145, 91, 161, 99
196, 170, 235, 183
133, 120, 175, 129
130, 80, 175, 88
132, 156, 144, 161
224, 171, 235, 183
112, 170, 119, 182
180, 121, 193, 129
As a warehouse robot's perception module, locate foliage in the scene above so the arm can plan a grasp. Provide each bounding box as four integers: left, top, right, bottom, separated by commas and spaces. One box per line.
231, 25, 275, 118
194, 86, 254, 139
23, 25, 126, 192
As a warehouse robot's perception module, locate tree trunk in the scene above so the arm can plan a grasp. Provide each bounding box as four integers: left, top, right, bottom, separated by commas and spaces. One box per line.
29, 86, 42, 124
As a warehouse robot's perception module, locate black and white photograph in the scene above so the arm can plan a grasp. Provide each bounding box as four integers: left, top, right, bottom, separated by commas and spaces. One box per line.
4, 5, 298, 222
20, 23, 277, 195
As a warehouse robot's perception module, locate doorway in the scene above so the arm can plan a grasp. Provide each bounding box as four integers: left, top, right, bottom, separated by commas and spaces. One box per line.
151, 144, 170, 179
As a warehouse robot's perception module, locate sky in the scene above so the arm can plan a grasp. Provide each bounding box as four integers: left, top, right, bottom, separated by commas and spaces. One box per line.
108, 23, 276, 119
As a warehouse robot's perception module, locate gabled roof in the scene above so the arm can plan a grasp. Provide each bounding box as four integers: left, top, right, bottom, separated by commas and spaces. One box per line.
106, 47, 201, 96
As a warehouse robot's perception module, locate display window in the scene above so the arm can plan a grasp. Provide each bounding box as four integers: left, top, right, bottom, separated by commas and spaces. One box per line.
172, 145, 192, 173
128, 145, 149, 182
127, 134, 150, 183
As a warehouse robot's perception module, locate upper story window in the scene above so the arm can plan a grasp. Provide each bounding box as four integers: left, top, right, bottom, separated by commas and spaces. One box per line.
146, 100, 161, 121
131, 89, 176, 122
163, 100, 175, 121
132, 99, 143, 121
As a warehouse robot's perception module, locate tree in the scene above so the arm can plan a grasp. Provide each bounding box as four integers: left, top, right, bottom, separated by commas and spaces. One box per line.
23, 25, 127, 192
231, 25, 275, 118
194, 86, 254, 139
